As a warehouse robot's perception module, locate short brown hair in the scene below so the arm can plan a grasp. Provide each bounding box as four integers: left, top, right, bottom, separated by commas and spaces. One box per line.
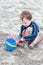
20, 11, 32, 21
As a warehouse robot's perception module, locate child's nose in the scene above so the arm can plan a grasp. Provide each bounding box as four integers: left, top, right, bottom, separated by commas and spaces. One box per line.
24, 21, 26, 24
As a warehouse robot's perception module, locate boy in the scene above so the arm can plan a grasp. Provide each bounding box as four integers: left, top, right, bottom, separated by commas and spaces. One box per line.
17, 11, 43, 48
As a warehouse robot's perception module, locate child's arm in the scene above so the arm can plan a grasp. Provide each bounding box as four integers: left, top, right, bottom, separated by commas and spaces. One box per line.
23, 23, 39, 41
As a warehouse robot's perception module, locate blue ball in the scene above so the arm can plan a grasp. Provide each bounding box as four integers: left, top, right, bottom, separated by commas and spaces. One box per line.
5, 38, 16, 51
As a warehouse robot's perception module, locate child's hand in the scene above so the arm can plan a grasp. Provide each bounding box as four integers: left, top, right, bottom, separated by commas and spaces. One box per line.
17, 37, 25, 45
19, 37, 25, 42
18, 37, 24, 43
20, 37, 24, 41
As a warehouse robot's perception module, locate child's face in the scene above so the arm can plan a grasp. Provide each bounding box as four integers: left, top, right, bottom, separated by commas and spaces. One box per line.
21, 18, 32, 27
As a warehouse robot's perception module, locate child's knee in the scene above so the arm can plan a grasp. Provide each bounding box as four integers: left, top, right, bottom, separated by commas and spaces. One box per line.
25, 27, 33, 35
38, 31, 43, 39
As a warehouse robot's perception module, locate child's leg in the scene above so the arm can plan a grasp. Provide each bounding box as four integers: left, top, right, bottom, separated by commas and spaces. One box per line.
17, 27, 32, 46
17, 27, 33, 46
25, 27, 33, 36
29, 31, 43, 48
25, 27, 33, 45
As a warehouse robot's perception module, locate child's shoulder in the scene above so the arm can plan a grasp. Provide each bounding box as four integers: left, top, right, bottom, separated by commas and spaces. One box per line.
31, 21, 36, 24
31, 21, 38, 26
32, 21, 39, 31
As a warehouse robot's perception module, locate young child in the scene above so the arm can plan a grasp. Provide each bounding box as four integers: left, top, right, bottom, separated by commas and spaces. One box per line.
18, 11, 43, 48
